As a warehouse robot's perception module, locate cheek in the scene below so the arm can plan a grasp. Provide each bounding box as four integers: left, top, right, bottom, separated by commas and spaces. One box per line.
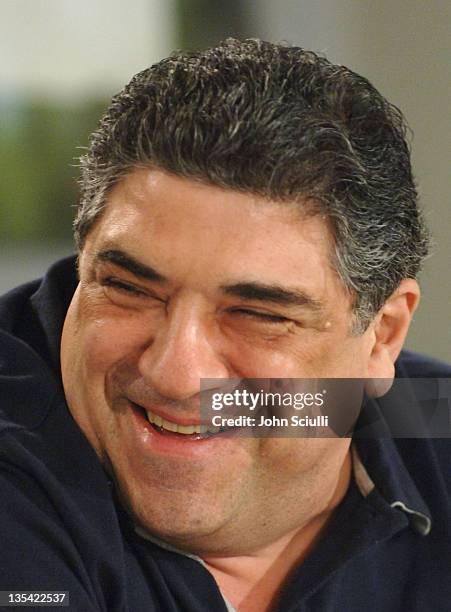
84, 321, 133, 367
254, 335, 367, 378
261, 438, 350, 495
288, 332, 371, 377
74, 291, 159, 373
223, 332, 346, 378
219, 323, 324, 377
79, 316, 152, 377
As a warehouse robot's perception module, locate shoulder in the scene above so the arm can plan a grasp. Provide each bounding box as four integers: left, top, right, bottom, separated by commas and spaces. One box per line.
0, 256, 78, 431
391, 350, 451, 508
396, 349, 451, 378
0, 255, 77, 336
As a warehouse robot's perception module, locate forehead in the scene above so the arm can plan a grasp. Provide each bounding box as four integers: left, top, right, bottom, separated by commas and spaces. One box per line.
84, 168, 345, 300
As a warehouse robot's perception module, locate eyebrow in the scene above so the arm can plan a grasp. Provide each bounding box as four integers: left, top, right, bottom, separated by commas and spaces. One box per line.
94, 249, 167, 283
220, 282, 323, 311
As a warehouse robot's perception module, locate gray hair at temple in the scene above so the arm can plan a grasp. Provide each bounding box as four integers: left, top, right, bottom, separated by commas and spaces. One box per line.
75, 37, 429, 333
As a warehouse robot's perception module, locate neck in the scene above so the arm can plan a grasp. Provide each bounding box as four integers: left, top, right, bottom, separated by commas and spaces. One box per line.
203, 450, 352, 612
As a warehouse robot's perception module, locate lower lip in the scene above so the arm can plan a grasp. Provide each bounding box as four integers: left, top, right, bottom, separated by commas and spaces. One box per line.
128, 402, 237, 458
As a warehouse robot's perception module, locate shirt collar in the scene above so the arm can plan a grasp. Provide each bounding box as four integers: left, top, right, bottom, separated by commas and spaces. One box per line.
30, 255, 78, 378
352, 434, 432, 536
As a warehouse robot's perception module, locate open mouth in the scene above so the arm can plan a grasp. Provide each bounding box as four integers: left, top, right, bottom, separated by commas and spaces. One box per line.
131, 402, 231, 440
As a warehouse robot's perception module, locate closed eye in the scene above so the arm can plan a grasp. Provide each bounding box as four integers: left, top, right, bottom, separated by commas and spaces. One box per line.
231, 308, 291, 324
102, 277, 148, 297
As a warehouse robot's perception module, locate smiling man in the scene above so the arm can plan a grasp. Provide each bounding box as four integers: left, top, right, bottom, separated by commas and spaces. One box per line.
1, 39, 450, 612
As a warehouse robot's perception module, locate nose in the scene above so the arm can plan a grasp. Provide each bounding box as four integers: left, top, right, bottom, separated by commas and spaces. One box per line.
137, 299, 230, 400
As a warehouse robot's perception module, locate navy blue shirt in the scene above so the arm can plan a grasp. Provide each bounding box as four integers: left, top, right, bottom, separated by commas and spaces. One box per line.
0, 257, 450, 611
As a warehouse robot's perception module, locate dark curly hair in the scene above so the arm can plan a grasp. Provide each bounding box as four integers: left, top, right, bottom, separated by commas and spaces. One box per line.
75, 38, 429, 332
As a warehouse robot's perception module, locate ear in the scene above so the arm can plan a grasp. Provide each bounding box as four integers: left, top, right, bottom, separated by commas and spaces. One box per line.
366, 279, 420, 383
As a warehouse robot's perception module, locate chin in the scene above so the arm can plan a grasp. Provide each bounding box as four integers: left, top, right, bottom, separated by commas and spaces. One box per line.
117, 479, 228, 543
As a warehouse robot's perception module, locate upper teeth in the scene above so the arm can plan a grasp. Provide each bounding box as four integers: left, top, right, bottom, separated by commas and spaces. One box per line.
145, 409, 220, 435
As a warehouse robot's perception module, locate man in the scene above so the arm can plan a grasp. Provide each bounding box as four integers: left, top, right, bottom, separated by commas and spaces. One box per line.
0, 38, 449, 611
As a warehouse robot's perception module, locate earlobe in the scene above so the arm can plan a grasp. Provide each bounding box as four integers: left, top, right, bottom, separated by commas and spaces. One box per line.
366, 279, 420, 384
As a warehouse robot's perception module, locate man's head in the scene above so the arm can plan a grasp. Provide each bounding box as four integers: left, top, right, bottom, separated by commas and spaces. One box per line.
61, 39, 427, 555
75, 37, 428, 332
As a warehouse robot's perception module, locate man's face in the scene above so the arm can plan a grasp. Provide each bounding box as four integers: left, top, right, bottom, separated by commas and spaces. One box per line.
61, 168, 376, 555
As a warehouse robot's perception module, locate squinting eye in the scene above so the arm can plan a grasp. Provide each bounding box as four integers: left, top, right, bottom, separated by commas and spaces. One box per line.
102, 278, 147, 297
232, 309, 290, 324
